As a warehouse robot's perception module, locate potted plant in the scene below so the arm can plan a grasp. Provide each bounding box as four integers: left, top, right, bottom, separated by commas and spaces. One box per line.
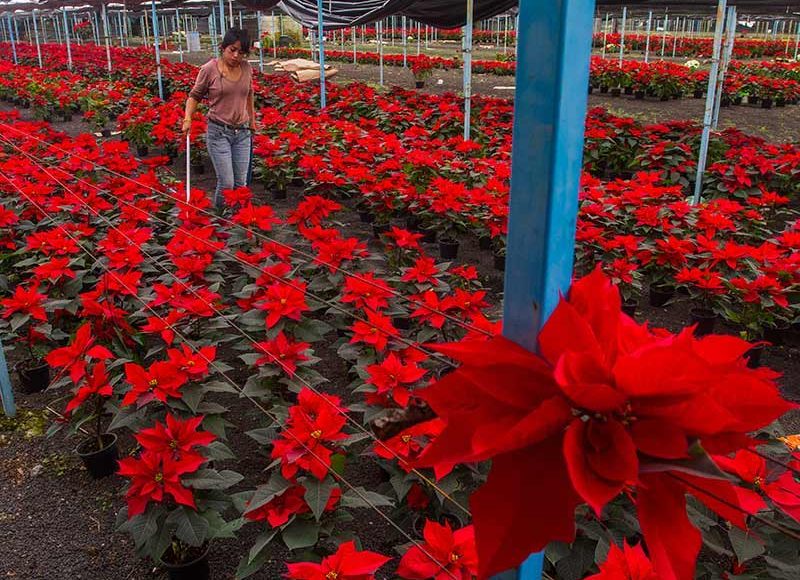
0, 284, 52, 393
411, 56, 435, 89
675, 266, 728, 337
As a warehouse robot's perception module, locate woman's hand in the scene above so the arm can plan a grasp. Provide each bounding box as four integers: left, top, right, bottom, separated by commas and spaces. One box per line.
181, 117, 192, 136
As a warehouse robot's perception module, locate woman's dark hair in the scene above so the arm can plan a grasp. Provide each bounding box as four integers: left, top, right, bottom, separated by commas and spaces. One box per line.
221, 27, 251, 55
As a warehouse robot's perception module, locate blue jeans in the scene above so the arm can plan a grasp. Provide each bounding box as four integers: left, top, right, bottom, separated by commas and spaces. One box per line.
206, 121, 252, 207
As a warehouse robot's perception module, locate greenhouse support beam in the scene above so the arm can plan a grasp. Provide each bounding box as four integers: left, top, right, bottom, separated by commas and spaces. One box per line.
712, 5, 737, 129
495, 0, 597, 570
601, 13, 608, 58
402, 15, 407, 67
795, 20, 800, 60
7, 15, 17, 65
257, 11, 263, 72
463, 0, 474, 141
102, 4, 112, 73
218, 0, 226, 36
32, 10, 42, 68
271, 11, 277, 58
175, 8, 183, 63
661, 12, 668, 56
378, 21, 384, 86
353, 26, 357, 63
618, 6, 626, 66
316, 0, 326, 109
0, 338, 15, 418
151, 1, 164, 100
644, 10, 652, 63
693, 0, 727, 205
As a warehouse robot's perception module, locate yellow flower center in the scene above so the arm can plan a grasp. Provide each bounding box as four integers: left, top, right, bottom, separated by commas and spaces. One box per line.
754, 476, 764, 488
169, 440, 178, 450
401, 435, 412, 443
449, 552, 460, 563
154, 472, 164, 483
325, 572, 339, 580
148, 379, 158, 388
187, 360, 195, 367
280, 298, 287, 305
310, 430, 323, 439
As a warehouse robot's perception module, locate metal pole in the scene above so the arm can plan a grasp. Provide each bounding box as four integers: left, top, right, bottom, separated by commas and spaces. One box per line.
0, 338, 15, 418
795, 19, 800, 60
218, 0, 226, 35
661, 13, 668, 56
353, 26, 356, 63
693, 0, 727, 205
672, 17, 678, 57
425, 24, 428, 49
316, 0, 326, 109
463, 0, 474, 141
644, 10, 652, 63
417, 21, 421, 56
6, 15, 16, 66
378, 20, 384, 86
40, 11, 47, 44
601, 13, 608, 58
228, 0, 234, 28
102, 4, 112, 73
210, 12, 218, 57
271, 11, 277, 58
151, 1, 164, 100
503, 14, 508, 55
238, 10, 242, 29
618, 7, 627, 66
494, 3, 596, 578
257, 11, 263, 72
32, 10, 42, 68
402, 15, 407, 67
712, 6, 737, 129
175, 8, 183, 63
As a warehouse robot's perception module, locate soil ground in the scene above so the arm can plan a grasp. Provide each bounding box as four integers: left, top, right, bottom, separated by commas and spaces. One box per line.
2, 71, 800, 579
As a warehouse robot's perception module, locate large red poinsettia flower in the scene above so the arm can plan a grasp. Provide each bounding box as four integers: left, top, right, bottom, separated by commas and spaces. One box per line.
587, 541, 658, 580
244, 484, 341, 528
135, 413, 216, 463
117, 451, 202, 517
121, 361, 188, 407
1, 282, 47, 321
285, 540, 390, 580
46, 323, 114, 384
397, 520, 478, 580
365, 352, 427, 407
416, 268, 792, 579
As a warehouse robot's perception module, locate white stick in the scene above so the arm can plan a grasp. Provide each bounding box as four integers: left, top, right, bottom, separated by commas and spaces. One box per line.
185, 132, 191, 203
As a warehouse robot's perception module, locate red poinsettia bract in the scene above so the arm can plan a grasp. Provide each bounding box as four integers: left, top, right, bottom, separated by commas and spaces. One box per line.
285, 540, 389, 580
397, 520, 478, 580
416, 269, 792, 579
588, 541, 658, 580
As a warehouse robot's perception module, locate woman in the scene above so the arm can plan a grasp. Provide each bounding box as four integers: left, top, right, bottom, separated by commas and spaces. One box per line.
183, 28, 256, 207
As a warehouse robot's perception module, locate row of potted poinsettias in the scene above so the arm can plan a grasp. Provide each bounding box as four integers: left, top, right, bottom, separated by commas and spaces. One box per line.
595, 32, 792, 58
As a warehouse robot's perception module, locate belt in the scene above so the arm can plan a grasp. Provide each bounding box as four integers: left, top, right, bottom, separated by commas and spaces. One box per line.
208, 118, 250, 132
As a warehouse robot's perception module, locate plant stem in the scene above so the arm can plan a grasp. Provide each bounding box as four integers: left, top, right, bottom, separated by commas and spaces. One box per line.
95, 395, 104, 450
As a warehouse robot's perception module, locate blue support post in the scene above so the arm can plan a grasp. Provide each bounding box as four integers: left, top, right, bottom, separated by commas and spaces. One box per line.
0, 337, 15, 418
175, 8, 183, 63
618, 6, 627, 66
692, 0, 727, 205
644, 10, 653, 63
463, 0, 474, 141
7, 14, 17, 65
494, 0, 596, 574
316, 0, 326, 109
257, 11, 263, 72
218, 0, 226, 35
32, 9, 42, 68
151, 2, 164, 100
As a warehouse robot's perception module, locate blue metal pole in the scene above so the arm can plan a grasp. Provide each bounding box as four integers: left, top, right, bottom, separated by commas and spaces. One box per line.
175, 8, 183, 63
257, 10, 263, 72
210, 12, 218, 57
316, 0, 326, 109
463, 0, 474, 141
494, 0, 596, 575
7, 15, 17, 65
378, 21, 384, 86
0, 337, 15, 418
618, 6, 627, 66
218, 0, 226, 35
151, 2, 164, 100
63, 9, 73, 70
712, 6, 737, 129
644, 10, 653, 63
692, 0, 727, 205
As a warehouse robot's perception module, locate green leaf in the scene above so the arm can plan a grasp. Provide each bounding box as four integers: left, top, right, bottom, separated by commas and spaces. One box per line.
729, 527, 765, 564
554, 538, 597, 580
281, 517, 319, 551
184, 469, 244, 490
246, 427, 277, 446
166, 507, 209, 547
294, 318, 333, 342
125, 507, 163, 549
236, 550, 269, 580
304, 477, 338, 521
248, 529, 279, 564
340, 488, 395, 510
206, 441, 236, 461
246, 473, 293, 514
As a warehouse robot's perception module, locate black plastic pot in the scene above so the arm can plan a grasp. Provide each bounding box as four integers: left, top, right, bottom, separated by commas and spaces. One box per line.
191, 163, 206, 175
358, 210, 375, 224
761, 98, 773, 109
136, 145, 149, 157
776, 98, 786, 108
764, 324, 790, 346
721, 96, 732, 107
372, 223, 391, 238
689, 307, 716, 337
75, 433, 119, 479
693, 89, 704, 99
493, 251, 506, 272
272, 187, 287, 200
733, 96, 743, 105
621, 299, 638, 318
624, 87, 634, 95
478, 236, 492, 250
745, 345, 764, 369
421, 228, 437, 244
161, 544, 211, 580
405, 216, 421, 232
610, 88, 622, 97
63, 114, 73, 122
101, 129, 111, 138
648, 284, 674, 307
16, 361, 50, 394
599, 85, 609, 94
393, 316, 411, 331
749, 95, 761, 105
415, 80, 425, 89
588, 85, 594, 95
659, 95, 670, 102
634, 90, 645, 100
439, 239, 459, 260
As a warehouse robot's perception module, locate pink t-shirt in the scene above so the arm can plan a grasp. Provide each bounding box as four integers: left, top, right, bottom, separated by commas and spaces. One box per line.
189, 58, 252, 126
